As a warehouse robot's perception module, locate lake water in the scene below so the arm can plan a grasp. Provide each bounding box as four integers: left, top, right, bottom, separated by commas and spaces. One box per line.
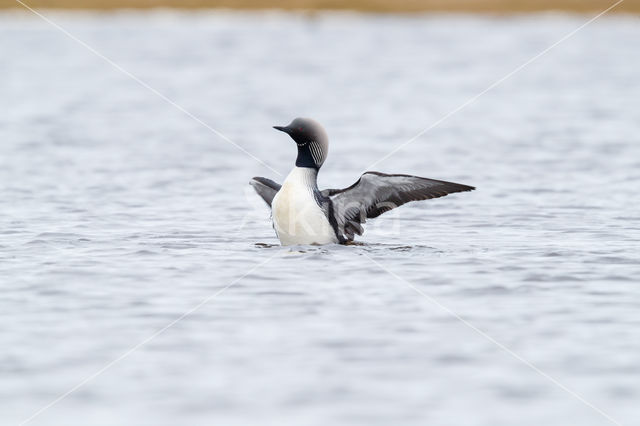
1, 9, 640, 426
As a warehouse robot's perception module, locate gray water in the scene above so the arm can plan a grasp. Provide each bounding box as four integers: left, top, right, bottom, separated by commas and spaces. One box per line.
2, 10, 640, 426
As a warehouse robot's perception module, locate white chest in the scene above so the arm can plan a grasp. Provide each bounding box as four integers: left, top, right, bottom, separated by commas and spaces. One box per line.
271, 168, 337, 245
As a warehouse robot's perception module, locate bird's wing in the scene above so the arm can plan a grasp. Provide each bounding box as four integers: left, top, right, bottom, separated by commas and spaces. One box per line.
322, 171, 475, 241
250, 177, 281, 207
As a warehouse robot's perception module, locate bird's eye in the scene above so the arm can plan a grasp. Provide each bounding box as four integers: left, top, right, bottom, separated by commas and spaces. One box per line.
298, 127, 303, 131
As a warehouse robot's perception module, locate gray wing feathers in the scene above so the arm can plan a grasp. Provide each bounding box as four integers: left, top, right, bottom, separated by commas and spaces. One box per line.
327, 171, 474, 241
250, 176, 281, 207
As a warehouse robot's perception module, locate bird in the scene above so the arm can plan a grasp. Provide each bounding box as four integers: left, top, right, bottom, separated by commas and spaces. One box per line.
250, 117, 474, 246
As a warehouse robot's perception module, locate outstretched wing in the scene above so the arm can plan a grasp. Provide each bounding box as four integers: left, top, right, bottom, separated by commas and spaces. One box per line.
250, 176, 281, 207
323, 171, 474, 241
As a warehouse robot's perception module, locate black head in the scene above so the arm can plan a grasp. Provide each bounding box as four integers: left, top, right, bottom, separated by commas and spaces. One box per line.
273, 117, 329, 170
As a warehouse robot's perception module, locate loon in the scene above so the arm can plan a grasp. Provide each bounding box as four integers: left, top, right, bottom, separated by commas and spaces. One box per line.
250, 117, 474, 245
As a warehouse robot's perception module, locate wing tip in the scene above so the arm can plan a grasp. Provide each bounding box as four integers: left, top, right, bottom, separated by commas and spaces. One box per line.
250, 177, 281, 207
251, 176, 278, 187
446, 183, 475, 195
364, 171, 475, 191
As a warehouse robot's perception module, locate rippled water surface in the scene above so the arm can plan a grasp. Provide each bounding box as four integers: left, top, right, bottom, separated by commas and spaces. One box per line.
2, 10, 640, 426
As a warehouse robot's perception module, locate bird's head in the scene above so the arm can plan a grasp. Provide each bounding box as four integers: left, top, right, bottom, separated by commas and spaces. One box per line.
273, 117, 329, 170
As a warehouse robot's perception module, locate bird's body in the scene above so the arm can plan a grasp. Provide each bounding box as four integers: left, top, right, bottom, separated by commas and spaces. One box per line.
271, 167, 337, 245
250, 118, 475, 246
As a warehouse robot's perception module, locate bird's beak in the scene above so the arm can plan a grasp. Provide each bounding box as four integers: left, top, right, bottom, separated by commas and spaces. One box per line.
273, 125, 290, 134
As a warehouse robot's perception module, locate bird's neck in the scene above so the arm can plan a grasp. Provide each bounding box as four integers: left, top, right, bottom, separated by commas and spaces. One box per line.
284, 166, 319, 189
295, 145, 318, 170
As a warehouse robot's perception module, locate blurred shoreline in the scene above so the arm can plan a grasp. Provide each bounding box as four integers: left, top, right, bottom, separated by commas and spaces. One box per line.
1, 0, 638, 13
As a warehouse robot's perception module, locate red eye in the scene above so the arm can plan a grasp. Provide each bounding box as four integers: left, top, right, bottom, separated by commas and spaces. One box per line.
298, 127, 303, 131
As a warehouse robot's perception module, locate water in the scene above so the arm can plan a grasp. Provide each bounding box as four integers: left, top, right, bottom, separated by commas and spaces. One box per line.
2, 10, 640, 426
